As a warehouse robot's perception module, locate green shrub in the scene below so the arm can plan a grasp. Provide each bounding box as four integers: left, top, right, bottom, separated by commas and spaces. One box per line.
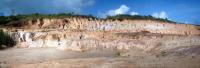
0, 29, 16, 50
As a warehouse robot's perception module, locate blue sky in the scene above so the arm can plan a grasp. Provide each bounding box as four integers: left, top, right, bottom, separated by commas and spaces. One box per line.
0, 0, 200, 25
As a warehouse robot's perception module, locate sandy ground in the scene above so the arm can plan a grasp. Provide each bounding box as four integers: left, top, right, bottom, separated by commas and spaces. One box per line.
0, 48, 200, 68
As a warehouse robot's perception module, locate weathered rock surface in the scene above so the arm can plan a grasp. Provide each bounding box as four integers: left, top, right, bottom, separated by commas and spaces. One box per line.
6, 18, 200, 35
2, 17, 200, 51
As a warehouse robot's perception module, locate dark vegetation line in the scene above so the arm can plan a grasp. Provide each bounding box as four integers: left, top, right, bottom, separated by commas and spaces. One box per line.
106, 14, 176, 23
0, 13, 177, 26
0, 13, 95, 26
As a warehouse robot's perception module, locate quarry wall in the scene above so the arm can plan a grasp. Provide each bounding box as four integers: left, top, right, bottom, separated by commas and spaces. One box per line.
6, 18, 200, 35
3, 17, 200, 50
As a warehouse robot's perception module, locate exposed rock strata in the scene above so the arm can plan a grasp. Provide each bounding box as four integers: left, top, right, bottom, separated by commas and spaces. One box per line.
3, 18, 200, 51
6, 18, 200, 35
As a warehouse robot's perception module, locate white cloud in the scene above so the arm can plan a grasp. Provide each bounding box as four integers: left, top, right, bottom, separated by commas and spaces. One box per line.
152, 11, 168, 19
99, 4, 139, 18
130, 11, 139, 15
107, 5, 130, 16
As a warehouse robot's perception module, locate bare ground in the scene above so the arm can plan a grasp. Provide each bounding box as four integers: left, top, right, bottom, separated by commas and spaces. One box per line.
0, 48, 200, 68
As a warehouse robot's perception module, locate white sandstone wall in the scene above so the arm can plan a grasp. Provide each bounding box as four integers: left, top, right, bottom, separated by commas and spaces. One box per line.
7, 30, 200, 51
3, 17, 200, 51
7, 18, 200, 35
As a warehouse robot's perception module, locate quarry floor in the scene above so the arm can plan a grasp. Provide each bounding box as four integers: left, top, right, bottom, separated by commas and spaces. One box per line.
0, 48, 200, 68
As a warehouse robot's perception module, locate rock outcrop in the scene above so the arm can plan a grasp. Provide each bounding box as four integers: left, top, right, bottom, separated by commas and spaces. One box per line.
3, 17, 200, 51
6, 18, 200, 35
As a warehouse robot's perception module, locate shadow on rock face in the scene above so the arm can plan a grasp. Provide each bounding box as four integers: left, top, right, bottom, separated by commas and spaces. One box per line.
0, 29, 16, 50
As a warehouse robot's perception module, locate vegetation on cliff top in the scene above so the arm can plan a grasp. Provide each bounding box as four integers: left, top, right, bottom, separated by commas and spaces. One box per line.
0, 13, 96, 26
0, 13, 179, 26
107, 14, 176, 23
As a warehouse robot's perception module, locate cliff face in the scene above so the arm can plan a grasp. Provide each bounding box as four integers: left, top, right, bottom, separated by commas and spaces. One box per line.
3, 18, 200, 51
7, 18, 200, 35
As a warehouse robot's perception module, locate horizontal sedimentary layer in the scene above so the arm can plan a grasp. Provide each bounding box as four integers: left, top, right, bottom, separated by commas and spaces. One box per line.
5, 18, 200, 35
2, 17, 200, 51
8, 30, 200, 51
